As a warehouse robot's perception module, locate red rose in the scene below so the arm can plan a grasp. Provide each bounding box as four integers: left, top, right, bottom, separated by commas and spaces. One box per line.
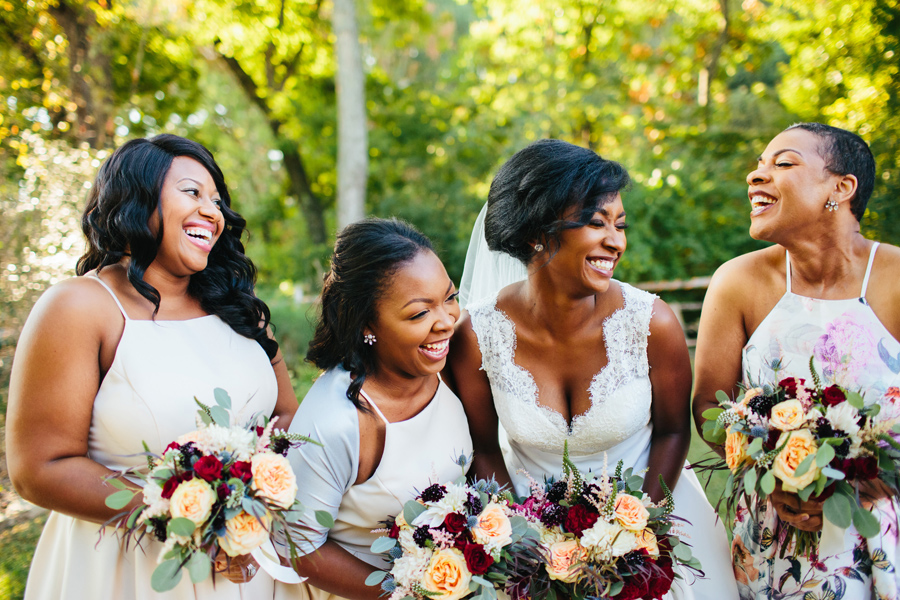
443, 512, 468, 535
822, 385, 847, 407
388, 522, 400, 539
193, 455, 224, 482
161, 472, 193, 499
564, 504, 599, 538
462, 543, 494, 575
646, 555, 676, 600
854, 456, 879, 481
617, 575, 650, 600
779, 377, 802, 399
229, 461, 253, 483
217, 482, 231, 500
764, 429, 780, 451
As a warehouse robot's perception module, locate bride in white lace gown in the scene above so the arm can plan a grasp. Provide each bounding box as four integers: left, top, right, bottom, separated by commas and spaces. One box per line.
447, 139, 737, 599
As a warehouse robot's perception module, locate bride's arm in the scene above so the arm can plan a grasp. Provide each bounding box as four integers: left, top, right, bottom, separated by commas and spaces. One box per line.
445, 313, 512, 487
645, 299, 693, 502
6, 278, 142, 523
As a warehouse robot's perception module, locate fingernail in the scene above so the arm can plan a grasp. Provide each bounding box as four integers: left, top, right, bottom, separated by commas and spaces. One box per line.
801, 515, 809, 521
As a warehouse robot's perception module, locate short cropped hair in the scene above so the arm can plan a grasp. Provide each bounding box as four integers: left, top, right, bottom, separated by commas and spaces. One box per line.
485, 139, 630, 264
786, 122, 875, 221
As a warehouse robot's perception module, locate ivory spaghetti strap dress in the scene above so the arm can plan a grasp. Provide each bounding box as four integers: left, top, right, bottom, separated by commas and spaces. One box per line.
24, 275, 278, 600
734, 242, 900, 599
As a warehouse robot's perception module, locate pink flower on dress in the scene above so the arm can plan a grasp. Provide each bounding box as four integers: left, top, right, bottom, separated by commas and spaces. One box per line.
814, 314, 877, 386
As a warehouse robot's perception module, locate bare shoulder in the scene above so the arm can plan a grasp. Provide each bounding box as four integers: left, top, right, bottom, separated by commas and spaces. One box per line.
26, 276, 120, 327
648, 297, 682, 337
867, 242, 900, 339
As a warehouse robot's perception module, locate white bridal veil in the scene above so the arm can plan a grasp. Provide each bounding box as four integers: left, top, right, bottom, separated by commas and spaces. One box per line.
458, 203, 528, 309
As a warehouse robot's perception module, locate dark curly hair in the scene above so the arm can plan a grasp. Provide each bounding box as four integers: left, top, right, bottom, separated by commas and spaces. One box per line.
785, 122, 875, 221
75, 134, 277, 360
306, 218, 434, 409
485, 139, 631, 265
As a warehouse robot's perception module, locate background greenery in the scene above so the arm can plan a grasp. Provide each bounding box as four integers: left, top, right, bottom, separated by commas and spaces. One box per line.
1, 0, 898, 597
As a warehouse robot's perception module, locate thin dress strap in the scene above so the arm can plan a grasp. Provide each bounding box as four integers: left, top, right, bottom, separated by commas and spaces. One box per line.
89, 274, 131, 320
860, 241, 880, 298
785, 250, 792, 293
358, 389, 390, 425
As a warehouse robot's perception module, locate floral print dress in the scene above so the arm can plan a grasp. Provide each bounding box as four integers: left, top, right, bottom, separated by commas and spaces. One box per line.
735, 243, 900, 600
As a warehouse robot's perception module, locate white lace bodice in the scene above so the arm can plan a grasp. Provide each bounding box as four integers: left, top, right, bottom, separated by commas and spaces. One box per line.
468, 282, 656, 467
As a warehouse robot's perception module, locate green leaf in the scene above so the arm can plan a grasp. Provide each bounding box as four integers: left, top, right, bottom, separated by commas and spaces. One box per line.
126, 506, 146, 529
747, 438, 764, 457
702, 407, 724, 420
187, 551, 211, 584
209, 405, 230, 427
242, 497, 268, 520
151, 559, 184, 593
315, 510, 335, 529
403, 500, 426, 526
760, 471, 776, 495
627, 475, 644, 490
846, 391, 864, 410
673, 542, 693, 561
471, 575, 492, 588
820, 466, 846, 480
798, 484, 816, 502
364, 571, 387, 586
743, 468, 758, 494
853, 506, 882, 538
893, 424, 900, 434
167, 517, 197, 538
794, 453, 816, 477
816, 443, 835, 467
824, 493, 853, 528
370, 536, 396, 554
107, 478, 127, 490
608, 581, 624, 597
715, 390, 731, 404
213, 388, 232, 409
105, 489, 135, 510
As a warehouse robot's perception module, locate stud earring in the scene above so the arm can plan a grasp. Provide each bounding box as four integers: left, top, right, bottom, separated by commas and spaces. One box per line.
364, 333, 376, 345
534, 244, 544, 253
825, 198, 839, 212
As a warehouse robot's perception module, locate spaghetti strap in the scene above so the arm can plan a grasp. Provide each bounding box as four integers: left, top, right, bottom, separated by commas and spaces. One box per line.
785, 250, 792, 293
860, 241, 880, 298
358, 389, 390, 425
88, 274, 131, 320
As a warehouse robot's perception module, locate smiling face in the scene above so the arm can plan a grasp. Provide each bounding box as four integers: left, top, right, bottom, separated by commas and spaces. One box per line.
746, 128, 841, 242
541, 193, 627, 296
366, 250, 460, 381
150, 156, 225, 276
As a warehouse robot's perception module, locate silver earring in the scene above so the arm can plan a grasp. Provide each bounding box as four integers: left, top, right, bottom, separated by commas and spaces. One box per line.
825, 198, 839, 212
534, 244, 544, 252
364, 333, 376, 345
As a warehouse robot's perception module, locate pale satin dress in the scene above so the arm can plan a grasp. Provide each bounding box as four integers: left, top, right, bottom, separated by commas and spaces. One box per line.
24, 275, 278, 600
733, 243, 900, 599
274, 367, 474, 600
467, 281, 739, 600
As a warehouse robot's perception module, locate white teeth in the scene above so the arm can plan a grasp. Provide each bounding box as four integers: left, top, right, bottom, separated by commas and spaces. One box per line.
589, 259, 614, 270
750, 194, 776, 208
422, 341, 448, 351
184, 227, 212, 242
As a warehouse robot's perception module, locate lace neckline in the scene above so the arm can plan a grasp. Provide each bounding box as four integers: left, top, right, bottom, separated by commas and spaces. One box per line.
487, 285, 632, 433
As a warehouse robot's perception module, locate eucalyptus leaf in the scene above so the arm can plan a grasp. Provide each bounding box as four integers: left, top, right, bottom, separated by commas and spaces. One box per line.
168, 517, 197, 538
403, 501, 426, 526
798, 484, 815, 502
364, 570, 387, 586
846, 391, 864, 410
105, 489, 135, 510
816, 443, 835, 467
627, 475, 644, 490
760, 471, 776, 495
242, 498, 268, 520
187, 551, 211, 584
794, 453, 816, 478
151, 559, 184, 593
471, 575, 492, 588
370, 536, 396, 554
126, 506, 145, 529
820, 466, 846, 480
715, 390, 731, 404
209, 405, 230, 427
213, 387, 232, 409
743, 468, 758, 494
702, 407, 724, 420
824, 493, 853, 528
608, 581, 624, 597
747, 438, 764, 457
315, 510, 335, 529
107, 477, 127, 490
673, 542, 693, 561
853, 507, 881, 538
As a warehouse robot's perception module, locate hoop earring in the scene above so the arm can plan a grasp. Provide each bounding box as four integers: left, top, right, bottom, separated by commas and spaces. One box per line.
825, 198, 839, 212
534, 244, 544, 253
364, 333, 376, 345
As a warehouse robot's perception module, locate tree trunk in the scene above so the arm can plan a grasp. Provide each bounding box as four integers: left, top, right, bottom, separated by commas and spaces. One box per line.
332, 0, 368, 229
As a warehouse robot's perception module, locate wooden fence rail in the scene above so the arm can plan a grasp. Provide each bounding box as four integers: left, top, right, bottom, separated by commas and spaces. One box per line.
634, 276, 711, 348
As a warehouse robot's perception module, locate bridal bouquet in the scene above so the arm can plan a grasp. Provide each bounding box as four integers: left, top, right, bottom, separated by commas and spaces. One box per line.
103, 388, 318, 592
366, 474, 536, 600
702, 357, 900, 557
507, 445, 700, 600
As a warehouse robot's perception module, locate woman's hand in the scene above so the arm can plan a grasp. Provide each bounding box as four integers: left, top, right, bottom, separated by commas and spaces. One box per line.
214, 551, 260, 584
770, 482, 823, 532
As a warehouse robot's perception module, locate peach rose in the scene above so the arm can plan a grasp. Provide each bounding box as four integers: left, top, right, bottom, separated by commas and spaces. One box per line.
634, 529, 660, 557
770, 400, 807, 431
251, 452, 297, 509
217, 511, 270, 557
772, 429, 819, 492
472, 503, 512, 549
734, 387, 763, 416
545, 540, 584, 583
421, 548, 471, 600
614, 494, 649, 531
169, 478, 216, 526
725, 427, 751, 472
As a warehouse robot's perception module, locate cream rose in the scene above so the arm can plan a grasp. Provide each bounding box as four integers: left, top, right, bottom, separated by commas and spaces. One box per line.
169, 478, 216, 526
251, 452, 298, 509
471, 503, 513, 549
770, 400, 807, 431
217, 511, 270, 557
614, 493, 649, 531
725, 427, 751, 472
734, 387, 763, 416
421, 548, 471, 600
772, 429, 820, 492
634, 529, 660, 557
545, 540, 583, 583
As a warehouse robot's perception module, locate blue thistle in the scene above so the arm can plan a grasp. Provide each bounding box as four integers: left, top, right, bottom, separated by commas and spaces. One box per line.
750, 425, 768, 439
381, 577, 397, 593
389, 546, 403, 559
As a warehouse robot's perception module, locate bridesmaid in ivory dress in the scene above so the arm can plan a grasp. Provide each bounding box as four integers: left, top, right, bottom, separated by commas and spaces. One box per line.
7, 135, 297, 599
447, 139, 737, 598
693, 123, 900, 598
274, 218, 473, 600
